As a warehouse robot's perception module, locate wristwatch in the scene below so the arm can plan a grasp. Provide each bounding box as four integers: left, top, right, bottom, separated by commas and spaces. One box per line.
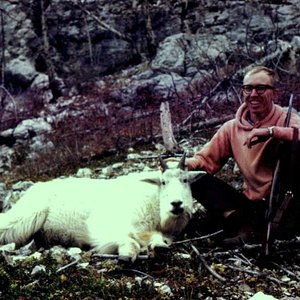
268, 126, 275, 137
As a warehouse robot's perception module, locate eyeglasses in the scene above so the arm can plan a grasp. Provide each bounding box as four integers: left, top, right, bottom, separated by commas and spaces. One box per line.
242, 85, 275, 95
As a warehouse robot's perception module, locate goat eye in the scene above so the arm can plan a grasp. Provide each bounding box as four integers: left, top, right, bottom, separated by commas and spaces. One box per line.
161, 180, 166, 185
183, 178, 188, 183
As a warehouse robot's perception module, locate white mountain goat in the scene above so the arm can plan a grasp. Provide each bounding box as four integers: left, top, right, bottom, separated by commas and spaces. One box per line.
0, 155, 205, 261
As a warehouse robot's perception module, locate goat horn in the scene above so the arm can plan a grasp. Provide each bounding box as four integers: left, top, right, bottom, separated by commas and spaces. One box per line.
178, 152, 186, 170
159, 156, 168, 172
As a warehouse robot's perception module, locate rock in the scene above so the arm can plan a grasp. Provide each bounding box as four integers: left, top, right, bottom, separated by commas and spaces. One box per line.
17, 240, 37, 256
151, 33, 233, 77
10, 251, 42, 265
112, 162, 124, 169
291, 36, 300, 51
127, 153, 142, 160
31, 73, 50, 90
142, 73, 189, 98
28, 136, 55, 159
0, 146, 14, 173
31, 265, 47, 276
101, 166, 114, 177
175, 253, 191, 259
6, 56, 37, 88
76, 168, 93, 178
49, 246, 68, 264
30, 74, 54, 103
78, 262, 89, 269
12, 181, 34, 191
154, 282, 173, 297
0, 182, 6, 193
12, 118, 52, 140
67, 247, 82, 260
0, 243, 16, 253
249, 292, 278, 300
151, 33, 187, 74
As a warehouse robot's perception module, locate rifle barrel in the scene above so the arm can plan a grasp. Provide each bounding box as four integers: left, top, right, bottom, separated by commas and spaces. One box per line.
284, 93, 294, 127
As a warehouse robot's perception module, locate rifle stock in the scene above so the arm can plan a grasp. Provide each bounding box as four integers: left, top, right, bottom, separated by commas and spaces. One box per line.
263, 93, 294, 256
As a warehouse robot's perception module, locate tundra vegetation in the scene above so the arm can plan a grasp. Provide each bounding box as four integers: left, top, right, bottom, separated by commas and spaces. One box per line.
1, 150, 300, 299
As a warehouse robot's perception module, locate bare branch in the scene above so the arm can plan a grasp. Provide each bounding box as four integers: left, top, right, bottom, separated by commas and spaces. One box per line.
81, 7, 132, 42
191, 244, 227, 282
56, 257, 81, 273
0, 9, 5, 86
0, 85, 17, 117
93, 253, 149, 261
173, 229, 224, 245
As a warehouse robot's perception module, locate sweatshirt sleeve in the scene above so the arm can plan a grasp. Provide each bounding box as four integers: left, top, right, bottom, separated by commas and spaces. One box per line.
273, 113, 300, 141
186, 121, 233, 174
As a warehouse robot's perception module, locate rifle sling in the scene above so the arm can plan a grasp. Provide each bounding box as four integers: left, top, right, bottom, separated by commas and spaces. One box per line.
269, 127, 299, 231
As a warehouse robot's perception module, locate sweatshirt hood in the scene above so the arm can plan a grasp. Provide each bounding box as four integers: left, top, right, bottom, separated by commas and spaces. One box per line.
235, 102, 284, 130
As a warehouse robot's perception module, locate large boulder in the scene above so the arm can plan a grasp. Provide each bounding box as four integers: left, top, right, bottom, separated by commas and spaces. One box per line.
11, 118, 52, 140
151, 33, 234, 76
6, 57, 38, 90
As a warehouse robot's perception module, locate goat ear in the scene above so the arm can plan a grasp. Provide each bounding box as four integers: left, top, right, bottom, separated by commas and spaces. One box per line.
141, 177, 161, 185
187, 171, 206, 183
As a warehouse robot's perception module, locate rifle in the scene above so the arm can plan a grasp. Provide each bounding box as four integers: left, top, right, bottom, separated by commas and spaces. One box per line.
263, 93, 294, 256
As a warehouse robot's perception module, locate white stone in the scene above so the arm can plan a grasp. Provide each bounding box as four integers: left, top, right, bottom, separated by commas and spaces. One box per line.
6, 56, 37, 82
31, 265, 46, 276
249, 292, 278, 300
76, 168, 93, 178
13, 119, 52, 139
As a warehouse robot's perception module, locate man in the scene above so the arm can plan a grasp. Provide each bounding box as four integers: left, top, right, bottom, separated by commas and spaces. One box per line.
186, 66, 300, 244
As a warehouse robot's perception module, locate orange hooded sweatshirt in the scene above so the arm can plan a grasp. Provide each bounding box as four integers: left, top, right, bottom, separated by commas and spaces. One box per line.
187, 103, 300, 201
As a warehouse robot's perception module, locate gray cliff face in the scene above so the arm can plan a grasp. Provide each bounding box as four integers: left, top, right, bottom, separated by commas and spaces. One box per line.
2, 0, 300, 90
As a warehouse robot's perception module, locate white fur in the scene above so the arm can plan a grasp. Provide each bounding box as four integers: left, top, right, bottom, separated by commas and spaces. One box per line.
0, 168, 205, 261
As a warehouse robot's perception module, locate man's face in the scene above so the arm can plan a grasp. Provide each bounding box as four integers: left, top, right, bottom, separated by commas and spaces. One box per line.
243, 71, 277, 121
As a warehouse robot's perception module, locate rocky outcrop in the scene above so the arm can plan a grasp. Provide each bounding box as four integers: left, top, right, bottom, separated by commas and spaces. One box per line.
2, 0, 300, 91
1, 0, 300, 174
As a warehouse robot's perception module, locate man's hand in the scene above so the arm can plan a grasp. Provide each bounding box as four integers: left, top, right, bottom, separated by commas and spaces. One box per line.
244, 128, 271, 148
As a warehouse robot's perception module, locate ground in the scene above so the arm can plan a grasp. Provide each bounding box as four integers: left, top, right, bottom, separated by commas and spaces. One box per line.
1, 213, 300, 299
1, 144, 300, 299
